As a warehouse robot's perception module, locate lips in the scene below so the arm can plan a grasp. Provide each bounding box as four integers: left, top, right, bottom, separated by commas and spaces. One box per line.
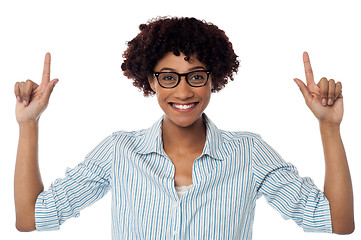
169, 102, 198, 111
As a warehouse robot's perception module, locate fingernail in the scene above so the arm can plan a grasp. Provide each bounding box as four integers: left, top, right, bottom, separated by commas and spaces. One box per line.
23, 100, 27, 106
322, 98, 327, 106
16, 96, 20, 102
328, 99, 333, 105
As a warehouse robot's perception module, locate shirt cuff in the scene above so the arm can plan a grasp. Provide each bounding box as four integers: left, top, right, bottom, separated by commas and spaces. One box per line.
303, 191, 333, 233
35, 190, 60, 231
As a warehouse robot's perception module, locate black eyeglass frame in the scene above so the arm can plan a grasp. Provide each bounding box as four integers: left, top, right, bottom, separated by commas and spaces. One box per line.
153, 70, 211, 88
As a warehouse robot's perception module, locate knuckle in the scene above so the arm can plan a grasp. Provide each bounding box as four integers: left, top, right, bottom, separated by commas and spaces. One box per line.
321, 90, 328, 97
305, 68, 313, 75
25, 83, 32, 91
320, 77, 328, 82
328, 89, 335, 95
335, 82, 342, 95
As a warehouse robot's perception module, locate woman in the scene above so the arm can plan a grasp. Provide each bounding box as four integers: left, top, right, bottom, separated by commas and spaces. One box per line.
14, 17, 354, 239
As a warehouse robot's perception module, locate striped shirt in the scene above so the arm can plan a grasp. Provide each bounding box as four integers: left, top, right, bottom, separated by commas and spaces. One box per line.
35, 114, 332, 239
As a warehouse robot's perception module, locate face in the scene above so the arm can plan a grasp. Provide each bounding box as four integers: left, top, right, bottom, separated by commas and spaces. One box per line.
149, 52, 212, 128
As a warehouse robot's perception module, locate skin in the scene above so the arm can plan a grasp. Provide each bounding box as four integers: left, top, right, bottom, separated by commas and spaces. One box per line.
294, 52, 354, 234
14, 51, 354, 234
14, 52, 58, 231
148, 52, 212, 187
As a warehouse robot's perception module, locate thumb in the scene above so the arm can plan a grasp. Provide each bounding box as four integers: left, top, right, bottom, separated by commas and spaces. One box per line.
42, 78, 59, 101
294, 78, 312, 104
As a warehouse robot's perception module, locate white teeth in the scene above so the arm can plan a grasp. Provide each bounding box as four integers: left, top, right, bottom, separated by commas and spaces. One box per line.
172, 103, 195, 109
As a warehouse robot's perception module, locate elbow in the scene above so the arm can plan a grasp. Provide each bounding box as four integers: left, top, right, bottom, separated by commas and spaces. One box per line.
15, 205, 37, 232
15, 220, 36, 232
333, 222, 355, 235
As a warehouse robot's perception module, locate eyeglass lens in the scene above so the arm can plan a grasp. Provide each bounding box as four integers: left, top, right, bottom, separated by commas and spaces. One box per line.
157, 71, 208, 88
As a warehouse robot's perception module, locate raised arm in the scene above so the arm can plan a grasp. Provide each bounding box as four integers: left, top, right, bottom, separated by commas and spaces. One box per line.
294, 52, 354, 234
14, 52, 58, 231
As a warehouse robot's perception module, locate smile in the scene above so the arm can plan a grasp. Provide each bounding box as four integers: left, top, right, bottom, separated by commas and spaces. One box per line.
170, 102, 198, 110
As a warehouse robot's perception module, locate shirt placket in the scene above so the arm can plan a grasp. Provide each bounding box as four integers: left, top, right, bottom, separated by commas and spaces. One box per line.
161, 153, 182, 240
171, 200, 181, 239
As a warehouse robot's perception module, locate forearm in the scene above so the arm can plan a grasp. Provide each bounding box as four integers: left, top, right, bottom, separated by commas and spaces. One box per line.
320, 122, 354, 234
14, 121, 44, 232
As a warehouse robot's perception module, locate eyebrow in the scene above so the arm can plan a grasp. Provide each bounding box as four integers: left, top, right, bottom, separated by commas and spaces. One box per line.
159, 66, 206, 72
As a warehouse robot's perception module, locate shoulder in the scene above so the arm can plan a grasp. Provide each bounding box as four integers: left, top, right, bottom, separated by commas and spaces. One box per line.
105, 129, 148, 154
111, 128, 148, 142
220, 130, 262, 143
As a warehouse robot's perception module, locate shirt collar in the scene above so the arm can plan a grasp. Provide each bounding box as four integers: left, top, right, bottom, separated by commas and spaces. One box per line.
134, 115, 164, 155
134, 113, 228, 161
202, 114, 229, 160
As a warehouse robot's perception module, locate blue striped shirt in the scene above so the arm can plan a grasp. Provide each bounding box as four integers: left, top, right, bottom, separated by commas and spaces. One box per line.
35, 114, 332, 239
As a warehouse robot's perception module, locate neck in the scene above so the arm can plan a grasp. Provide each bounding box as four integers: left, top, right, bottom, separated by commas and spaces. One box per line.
162, 115, 206, 157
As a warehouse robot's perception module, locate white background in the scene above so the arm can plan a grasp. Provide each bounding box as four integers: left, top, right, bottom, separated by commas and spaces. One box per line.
0, 0, 360, 239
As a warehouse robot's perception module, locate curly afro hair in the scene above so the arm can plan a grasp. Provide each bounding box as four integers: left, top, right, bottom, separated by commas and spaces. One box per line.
121, 16, 239, 96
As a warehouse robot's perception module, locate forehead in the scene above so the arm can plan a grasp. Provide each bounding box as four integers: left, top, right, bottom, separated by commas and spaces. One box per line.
154, 52, 206, 72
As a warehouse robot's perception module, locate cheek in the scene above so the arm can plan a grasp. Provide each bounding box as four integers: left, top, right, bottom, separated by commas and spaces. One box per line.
204, 92, 211, 105
155, 88, 169, 105
156, 92, 163, 105
204, 82, 212, 99
199, 88, 212, 105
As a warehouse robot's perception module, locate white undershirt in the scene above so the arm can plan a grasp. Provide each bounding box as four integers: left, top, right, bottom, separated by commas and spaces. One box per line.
175, 184, 193, 199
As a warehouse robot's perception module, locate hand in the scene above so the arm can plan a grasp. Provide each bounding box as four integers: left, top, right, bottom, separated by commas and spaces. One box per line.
14, 52, 59, 124
294, 52, 343, 125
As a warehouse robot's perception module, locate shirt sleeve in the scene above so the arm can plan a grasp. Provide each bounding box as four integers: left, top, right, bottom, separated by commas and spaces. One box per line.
251, 135, 332, 233
35, 134, 114, 231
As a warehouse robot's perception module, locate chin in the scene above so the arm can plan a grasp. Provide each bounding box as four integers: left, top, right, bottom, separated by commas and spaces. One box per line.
165, 114, 203, 128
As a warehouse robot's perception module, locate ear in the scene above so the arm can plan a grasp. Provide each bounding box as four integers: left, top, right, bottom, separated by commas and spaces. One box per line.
148, 76, 156, 93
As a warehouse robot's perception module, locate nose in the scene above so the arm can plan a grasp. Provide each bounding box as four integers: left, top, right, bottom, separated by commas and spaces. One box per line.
173, 76, 194, 100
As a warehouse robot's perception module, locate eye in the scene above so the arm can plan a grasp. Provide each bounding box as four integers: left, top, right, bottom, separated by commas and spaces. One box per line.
158, 72, 178, 81
162, 75, 176, 81
190, 74, 204, 80
188, 71, 207, 83
157, 72, 179, 87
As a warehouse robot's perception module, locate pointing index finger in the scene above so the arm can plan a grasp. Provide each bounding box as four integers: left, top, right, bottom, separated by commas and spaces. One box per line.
303, 51, 315, 86
41, 52, 51, 84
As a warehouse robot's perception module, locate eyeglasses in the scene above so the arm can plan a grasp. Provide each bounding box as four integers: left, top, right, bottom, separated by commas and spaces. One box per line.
153, 70, 211, 88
